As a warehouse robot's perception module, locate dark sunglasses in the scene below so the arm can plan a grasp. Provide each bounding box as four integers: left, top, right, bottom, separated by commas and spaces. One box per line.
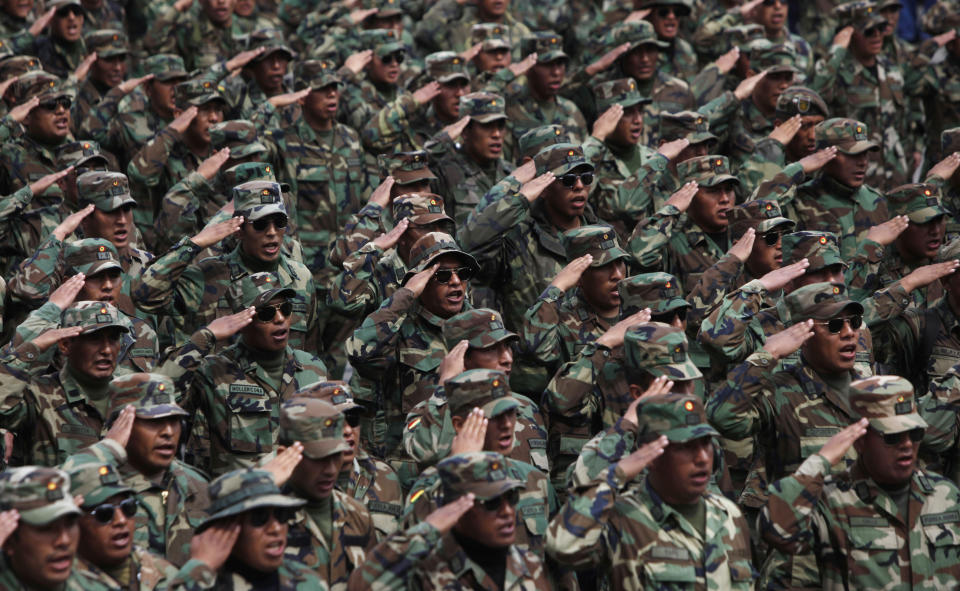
655, 5, 689, 16
344, 410, 361, 428
247, 506, 297, 527
863, 25, 885, 37
761, 0, 785, 5
38, 96, 71, 111
816, 315, 862, 334
255, 300, 293, 322
761, 230, 786, 247
477, 488, 520, 512
651, 307, 687, 324
381, 52, 405, 65
250, 214, 288, 232
56, 5, 83, 16
877, 427, 923, 446
89, 498, 137, 524
433, 266, 475, 284
558, 172, 594, 188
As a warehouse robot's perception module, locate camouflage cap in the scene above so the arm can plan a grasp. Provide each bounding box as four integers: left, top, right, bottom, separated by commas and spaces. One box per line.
279, 397, 351, 459
61, 301, 128, 335
563, 224, 632, 267
233, 180, 286, 221
750, 40, 799, 75
442, 308, 517, 350
849, 375, 927, 434
77, 171, 136, 211
60, 459, 132, 508
785, 281, 864, 321
55, 139, 108, 172
521, 31, 568, 63
0, 467, 80, 526
200, 468, 304, 529
377, 150, 437, 184
726, 199, 794, 238
942, 127, 960, 158
360, 29, 405, 56
222, 162, 290, 192
471, 23, 511, 51
392, 192, 454, 228
518, 125, 571, 160
64, 238, 122, 276
446, 369, 519, 418
238, 272, 296, 309
658, 111, 717, 145
173, 78, 227, 110
404, 231, 481, 279
593, 77, 651, 111
676, 155, 739, 187
624, 322, 702, 380
815, 117, 879, 154
143, 54, 188, 82
636, 393, 719, 443
638, 0, 693, 11
608, 21, 669, 51
48, 0, 82, 11
84, 29, 129, 58
13, 70, 69, 106
246, 28, 294, 62
294, 59, 340, 91
210, 120, 267, 159
619, 273, 690, 316
534, 143, 594, 177
459, 92, 507, 124
781, 231, 845, 271
886, 183, 948, 223
425, 51, 469, 84
835, 0, 887, 31
438, 451, 524, 502
725, 24, 766, 51
877, 0, 903, 9
775, 86, 829, 119
938, 237, 960, 262
295, 381, 361, 413
368, 0, 404, 17
0, 55, 42, 82
106, 372, 188, 422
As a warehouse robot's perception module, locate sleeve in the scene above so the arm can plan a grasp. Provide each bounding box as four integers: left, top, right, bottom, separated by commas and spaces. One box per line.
127, 127, 180, 188
131, 237, 204, 316
345, 287, 415, 377
347, 521, 443, 591
698, 280, 769, 365
705, 350, 778, 439
759, 453, 832, 557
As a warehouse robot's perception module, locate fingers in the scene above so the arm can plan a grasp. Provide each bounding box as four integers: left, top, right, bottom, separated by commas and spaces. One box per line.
450, 338, 469, 359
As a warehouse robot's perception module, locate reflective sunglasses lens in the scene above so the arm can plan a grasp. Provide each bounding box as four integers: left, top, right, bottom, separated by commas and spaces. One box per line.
91, 505, 115, 524
580, 173, 594, 186
762, 231, 782, 247
456, 266, 475, 281
849, 315, 862, 330
826, 318, 844, 333
119, 498, 138, 518
433, 269, 453, 284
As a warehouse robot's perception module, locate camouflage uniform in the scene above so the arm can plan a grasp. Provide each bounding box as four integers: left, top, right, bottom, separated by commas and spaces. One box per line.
927, 128, 960, 238
640, 0, 700, 82
219, 29, 294, 120
142, 2, 245, 71
31, 1, 87, 79
73, 30, 128, 139
337, 30, 407, 134
415, 0, 531, 58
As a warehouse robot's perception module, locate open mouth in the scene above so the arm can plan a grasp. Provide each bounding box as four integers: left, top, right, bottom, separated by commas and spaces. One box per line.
689, 470, 710, 486
153, 443, 176, 459
262, 241, 280, 256
446, 289, 464, 306
895, 454, 914, 468
717, 208, 730, 219
94, 359, 114, 371
488, 142, 502, 154
264, 539, 285, 558
110, 530, 131, 550
48, 554, 73, 572
271, 328, 288, 343
928, 239, 942, 250
498, 433, 514, 449
838, 344, 856, 360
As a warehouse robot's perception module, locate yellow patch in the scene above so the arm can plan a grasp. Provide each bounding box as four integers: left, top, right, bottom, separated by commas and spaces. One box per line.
567, 150, 575, 156
158, 383, 165, 391
98, 466, 109, 475
47, 481, 58, 491
407, 417, 422, 430
262, 189, 271, 195
684, 401, 694, 411
493, 379, 500, 387
98, 245, 105, 252
99, 307, 107, 314
409, 489, 425, 504
832, 286, 841, 294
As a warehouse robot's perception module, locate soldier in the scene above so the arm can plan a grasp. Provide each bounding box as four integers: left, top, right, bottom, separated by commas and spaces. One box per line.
761, 377, 960, 589
31, 0, 86, 78
338, 29, 410, 134
416, 0, 531, 57
74, 29, 128, 135
469, 23, 513, 82
725, 199, 796, 285
753, 0, 814, 77
917, 15, 960, 165
641, 0, 699, 81
223, 28, 295, 119
144, 0, 245, 71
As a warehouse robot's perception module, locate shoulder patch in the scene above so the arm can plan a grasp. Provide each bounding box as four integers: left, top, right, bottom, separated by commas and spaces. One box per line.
406, 417, 422, 431
408, 489, 426, 505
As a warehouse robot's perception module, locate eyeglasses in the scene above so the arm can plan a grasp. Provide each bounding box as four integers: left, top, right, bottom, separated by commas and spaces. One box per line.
558, 172, 594, 188
655, 5, 689, 16
344, 410, 361, 427
247, 506, 297, 527
381, 52, 405, 65
761, 230, 786, 247
877, 427, 923, 446
250, 214, 288, 232
56, 5, 83, 16
761, 0, 785, 5
651, 307, 687, 323
477, 488, 520, 512
255, 300, 293, 322
38, 96, 71, 111
432, 266, 475, 284
88, 498, 137, 524
863, 25, 885, 37
814, 315, 862, 333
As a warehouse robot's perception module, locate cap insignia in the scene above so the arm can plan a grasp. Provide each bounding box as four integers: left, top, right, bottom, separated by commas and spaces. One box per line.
99, 306, 107, 314
832, 286, 840, 294
684, 400, 695, 411
47, 481, 58, 491
924, 189, 932, 196
158, 383, 165, 391
492, 379, 500, 387
98, 466, 109, 476
567, 150, 575, 156
819, 236, 828, 244
98, 245, 105, 252
112, 180, 119, 186
323, 418, 333, 427
490, 461, 500, 470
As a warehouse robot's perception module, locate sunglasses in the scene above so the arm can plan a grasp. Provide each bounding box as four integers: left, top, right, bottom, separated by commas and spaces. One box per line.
761, 230, 786, 247
655, 5, 689, 16
433, 266, 475, 284
815, 315, 862, 333
247, 506, 297, 527
863, 25, 885, 37
558, 172, 594, 188
344, 410, 361, 428
38, 96, 71, 111
255, 300, 293, 322
761, 0, 785, 5
651, 307, 687, 323
88, 498, 137, 524
56, 5, 83, 16
877, 427, 923, 446
381, 52, 405, 65
477, 488, 520, 512
250, 214, 288, 232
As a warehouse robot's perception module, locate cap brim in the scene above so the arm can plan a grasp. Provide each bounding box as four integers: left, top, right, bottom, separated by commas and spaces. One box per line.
302, 439, 351, 460
75, 154, 109, 168
467, 329, 518, 349
762, 65, 798, 75
82, 485, 135, 508
537, 51, 569, 63
19, 499, 80, 526
687, 132, 718, 145
806, 300, 864, 320
482, 396, 520, 418
650, 297, 691, 315
230, 142, 268, 158
81, 322, 129, 335
252, 287, 297, 308
482, 41, 511, 50
906, 207, 947, 224
95, 194, 136, 211
756, 217, 795, 234
407, 213, 454, 226
452, 478, 524, 502
256, 47, 294, 62
649, 359, 703, 380
471, 113, 508, 124
868, 414, 928, 434
663, 423, 719, 443
698, 174, 740, 187
837, 140, 880, 154
591, 248, 632, 267
629, 39, 670, 51
199, 494, 305, 530
187, 94, 227, 108
245, 204, 286, 220
552, 161, 595, 177
81, 260, 123, 276
437, 72, 470, 84
404, 249, 481, 284
375, 43, 405, 56
393, 169, 438, 184
154, 72, 188, 82
134, 405, 190, 419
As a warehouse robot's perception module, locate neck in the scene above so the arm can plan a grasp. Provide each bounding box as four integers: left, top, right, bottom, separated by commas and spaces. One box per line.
648, 472, 700, 505
545, 205, 580, 232
239, 246, 280, 272
244, 343, 286, 366
304, 109, 334, 132
529, 86, 554, 103
183, 135, 210, 159
853, 49, 877, 67
754, 96, 775, 119
67, 363, 111, 393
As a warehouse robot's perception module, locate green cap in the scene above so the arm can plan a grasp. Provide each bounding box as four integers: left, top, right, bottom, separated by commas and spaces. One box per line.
279, 397, 351, 459
938, 237, 960, 262
210, 120, 267, 159
106, 372, 188, 422
518, 125, 571, 160
835, 0, 887, 31
446, 369, 519, 418
56, 140, 108, 172
636, 393, 719, 443
676, 155, 739, 187
377, 150, 437, 184
173, 79, 227, 110
471, 23, 511, 50
785, 281, 864, 321
64, 238, 122, 276
47, 0, 81, 11
521, 31, 568, 63
607, 21, 669, 51
781, 231, 845, 271
222, 162, 289, 192
403, 232, 480, 281
295, 59, 340, 91
392, 192, 454, 227
593, 77, 650, 111
886, 183, 949, 223
442, 308, 517, 350
725, 24, 766, 51
775, 86, 829, 119
200, 468, 304, 529
563, 224, 631, 267
459, 92, 507, 124
60, 459, 132, 508
658, 111, 717, 145
61, 301, 128, 335
233, 180, 286, 221
0, 55, 42, 82
638, 0, 692, 12
295, 381, 361, 413
368, 0, 404, 17
0, 467, 80, 526
77, 171, 136, 211
750, 40, 798, 75
360, 29, 404, 56
143, 54, 188, 82
624, 322, 702, 380
245, 28, 294, 62
438, 451, 523, 502
84, 29, 128, 58
534, 143, 593, 176
849, 375, 927, 434
618, 273, 689, 316
942, 127, 960, 157
815, 117, 879, 154
238, 272, 296, 309
425, 51, 469, 84
726, 199, 794, 239
13, 70, 69, 106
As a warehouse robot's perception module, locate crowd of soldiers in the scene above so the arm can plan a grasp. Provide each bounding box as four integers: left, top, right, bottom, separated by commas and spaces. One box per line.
1, 0, 960, 586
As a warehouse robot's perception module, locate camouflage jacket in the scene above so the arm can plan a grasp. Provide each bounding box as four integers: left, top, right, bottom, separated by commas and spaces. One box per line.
153, 171, 232, 255
360, 92, 450, 155
520, 285, 614, 373
34, 35, 86, 79
328, 240, 406, 321
656, 37, 700, 83
848, 245, 943, 313
338, 70, 401, 137
429, 135, 514, 229
709, 96, 775, 172
143, 5, 244, 71
338, 450, 405, 539
415, 5, 531, 58
0, 555, 106, 591
74, 546, 196, 591
174, 558, 329, 591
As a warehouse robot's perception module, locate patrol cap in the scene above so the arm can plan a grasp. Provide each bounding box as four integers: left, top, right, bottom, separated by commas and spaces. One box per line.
0, 467, 80, 526
938, 237, 960, 263
246, 28, 294, 62
725, 24, 766, 51
60, 460, 133, 508
233, 180, 286, 221
534, 143, 594, 177
64, 238, 122, 276
403, 232, 480, 281
295, 381, 361, 413
106, 372, 188, 422
47, 0, 82, 11
849, 375, 927, 434
775, 86, 829, 119
658, 111, 717, 145
750, 40, 799, 75
593, 77, 651, 112
521, 31, 568, 63
942, 127, 960, 158
624, 322, 702, 380
636, 393, 719, 443
55, 140, 109, 171
425, 51, 469, 84
84, 29, 128, 58
619, 273, 690, 316
563, 224, 631, 267
726, 199, 794, 239
438, 451, 524, 502
295, 59, 340, 91
61, 301, 128, 335
368, 0, 403, 18
459, 92, 507, 124
199, 468, 305, 529
785, 281, 864, 321
222, 162, 290, 192
77, 171, 136, 211
377, 150, 437, 184
210, 120, 267, 159
391, 192, 454, 227
279, 397, 351, 459
442, 308, 517, 350
877, 0, 903, 10
238, 272, 296, 309
638, 0, 692, 13
608, 21, 669, 51
0, 55, 42, 83
815, 117, 879, 154
173, 78, 227, 110
886, 183, 948, 224
471, 23, 511, 51
781, 231, 845, 271
518, 125, 571, 160
13, 70, 69, 106
835, 0, 887, 31
143, 54, 188, 82
676, 155, 739, 187
360, 29, 404, 56
446, 369, 519, 418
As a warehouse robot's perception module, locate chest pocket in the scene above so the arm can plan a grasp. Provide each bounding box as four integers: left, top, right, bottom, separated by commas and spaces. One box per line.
845, 84, 879, 112
223, 388, 274, 455
800, 427, 842, 466
922, 516, 960, 563
517, 501, 548, 549
295, 162, 335, 236
641, 546, 698, 590
848, 523, 899, 557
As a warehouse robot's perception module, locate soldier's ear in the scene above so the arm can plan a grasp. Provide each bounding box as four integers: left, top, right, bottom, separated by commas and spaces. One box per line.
627, 383, 644, 400
451, 414, 465, 432
58, 338, 72, 357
